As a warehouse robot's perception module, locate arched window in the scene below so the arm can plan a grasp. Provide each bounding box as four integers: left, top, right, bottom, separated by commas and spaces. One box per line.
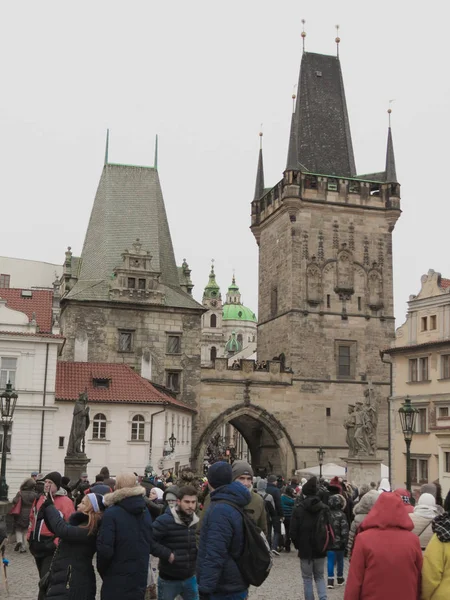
237, 333, 243, 345
210, 346, 217, 362
93, 413, 107, 440
131, 414, 145, 441
210, 314, 217, 328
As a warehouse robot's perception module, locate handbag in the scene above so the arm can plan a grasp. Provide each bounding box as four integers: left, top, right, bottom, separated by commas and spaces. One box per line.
280, 522, 286, 536
9, 496, 22, 516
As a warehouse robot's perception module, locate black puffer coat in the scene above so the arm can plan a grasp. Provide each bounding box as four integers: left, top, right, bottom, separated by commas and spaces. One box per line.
328, 494, 349, 551
152, 507, 199, 580
12, 479, 37, 530
290, 495, 330, 560
44, 506, 98, 600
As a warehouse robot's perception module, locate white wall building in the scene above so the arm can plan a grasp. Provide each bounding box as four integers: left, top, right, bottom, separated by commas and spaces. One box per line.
54, 361, 194, 482
0, 256, 62, 290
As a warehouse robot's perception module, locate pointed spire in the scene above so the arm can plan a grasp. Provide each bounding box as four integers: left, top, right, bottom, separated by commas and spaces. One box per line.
104, 129, 109, 165
301, 19, 306, 53
253, 131, 265, 201
154, 134, 158, 170
286, 106, 298, 171
335, 25, 341, 58
385, 108, 397, 183
203, 259, 221, 301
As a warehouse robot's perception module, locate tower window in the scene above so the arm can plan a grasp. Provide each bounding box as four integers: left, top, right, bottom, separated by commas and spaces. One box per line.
421, 317, 428, 331
210, 346, 217, 363
237, 333, 243, 345
335, 341, 356, 380
326, 408, 331, 417
327, 178, 338, 192
166, 371, 181, 392
118, 330, 134, 352
127, 277, 136, 289
167, 335, 181, 354
358, 297, 362, 311
327, 295, 331, 308
58, 436, 65, 448
430, 315, 437, 330
210, 314, 217, 328
138, 278, 146, 290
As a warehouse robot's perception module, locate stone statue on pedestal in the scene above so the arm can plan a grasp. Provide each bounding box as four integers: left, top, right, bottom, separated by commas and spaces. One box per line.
344, 382, 379, 458
67, 391, 90, 456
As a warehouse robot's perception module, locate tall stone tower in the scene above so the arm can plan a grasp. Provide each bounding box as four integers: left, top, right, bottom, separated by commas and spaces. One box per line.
251, 49, 401, 413
201, 263, 224, 365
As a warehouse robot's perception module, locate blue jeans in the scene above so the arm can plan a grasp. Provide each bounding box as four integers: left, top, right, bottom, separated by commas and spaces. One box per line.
158, 575, 198, 600
327, 550, 344, 578
300, 558, 327, 600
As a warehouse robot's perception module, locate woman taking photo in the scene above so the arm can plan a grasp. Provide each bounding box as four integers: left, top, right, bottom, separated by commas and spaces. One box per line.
42, 492, 105, 600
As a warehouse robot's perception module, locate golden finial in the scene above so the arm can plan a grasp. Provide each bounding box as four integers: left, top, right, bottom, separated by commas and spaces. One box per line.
301, 19, 306, 53
335, 25, 340, 57
292, 84, 297, 113
259, 124, 263, 149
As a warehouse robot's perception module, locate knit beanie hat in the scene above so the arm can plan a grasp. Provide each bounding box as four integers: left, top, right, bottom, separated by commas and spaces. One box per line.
43, 471, 62, 490
163, 485, 180, 502
86, 493, 105, 513
267, 474, 277, 484
61, 476, 71, 487
207, 461, 232, 489
257, 479, 268, 492
232, 460, 254, 480
302, 476, 318, 496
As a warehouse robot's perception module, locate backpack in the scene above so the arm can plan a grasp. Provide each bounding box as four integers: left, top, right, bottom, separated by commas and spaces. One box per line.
218, 500, 273, 587
312, 507, 335, 555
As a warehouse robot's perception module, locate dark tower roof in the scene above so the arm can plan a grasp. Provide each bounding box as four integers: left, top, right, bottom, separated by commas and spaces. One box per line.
293, 52, 356, 177
253, 148, 265, 201
385, 127, 397, 183
66, 163, 201, 310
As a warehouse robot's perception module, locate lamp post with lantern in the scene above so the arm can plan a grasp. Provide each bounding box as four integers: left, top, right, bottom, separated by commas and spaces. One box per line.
398, 396, 419, 495
168, 432, 177, 453
317, 446, 325, 479
0, 381, 18, 501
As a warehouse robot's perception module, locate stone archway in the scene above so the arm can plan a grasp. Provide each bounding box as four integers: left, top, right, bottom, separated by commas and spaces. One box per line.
193, 403, 298, 477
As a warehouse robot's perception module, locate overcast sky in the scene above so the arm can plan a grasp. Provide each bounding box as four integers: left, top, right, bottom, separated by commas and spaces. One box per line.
0, 1, 448, 325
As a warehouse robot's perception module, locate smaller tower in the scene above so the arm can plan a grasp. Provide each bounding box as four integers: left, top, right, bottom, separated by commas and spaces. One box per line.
201, 262, 225, 366
222, 275, 257, 357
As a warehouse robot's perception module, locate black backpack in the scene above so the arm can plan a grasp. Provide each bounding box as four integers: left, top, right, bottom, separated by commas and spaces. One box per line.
218, 500, 273, 587
311, 507, 335, 556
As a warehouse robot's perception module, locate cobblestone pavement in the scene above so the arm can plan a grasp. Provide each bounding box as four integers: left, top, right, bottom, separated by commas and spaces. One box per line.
3, 541, 347, 600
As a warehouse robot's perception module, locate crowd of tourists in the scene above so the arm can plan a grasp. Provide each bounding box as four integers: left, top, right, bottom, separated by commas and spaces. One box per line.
4, 461, 450, 600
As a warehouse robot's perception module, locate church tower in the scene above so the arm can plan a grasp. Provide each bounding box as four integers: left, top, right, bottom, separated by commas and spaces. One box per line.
201, 262, 224, 365
251, 44, 401, 410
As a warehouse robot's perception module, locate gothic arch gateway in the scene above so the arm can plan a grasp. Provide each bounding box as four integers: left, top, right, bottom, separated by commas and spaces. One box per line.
193, 402, 298, 476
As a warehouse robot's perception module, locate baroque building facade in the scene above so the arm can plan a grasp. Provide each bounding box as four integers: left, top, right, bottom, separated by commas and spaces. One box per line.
385, 270, 450, 498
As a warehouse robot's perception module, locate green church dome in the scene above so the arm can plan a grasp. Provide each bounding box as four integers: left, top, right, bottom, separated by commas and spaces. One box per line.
225, 331, 242, 354
222, 304, 257, 322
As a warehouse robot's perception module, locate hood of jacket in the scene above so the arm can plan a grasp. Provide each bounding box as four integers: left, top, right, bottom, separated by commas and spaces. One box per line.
413, 503, 440, 520
302, 495, 327, 513
432, 512, 450, 543
354, 489, 379, 516
20, 478, 36, 491
210, 480, 251, 508
360, 492, 413, 532
169, 506, 199, 527
103, 485, 147, 514
328, 494, 346, 511
54, 487, 68, 497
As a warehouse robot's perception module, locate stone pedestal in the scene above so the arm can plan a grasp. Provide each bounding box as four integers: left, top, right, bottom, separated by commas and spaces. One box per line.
64, 455, 91, 485
345, 457, 382, 488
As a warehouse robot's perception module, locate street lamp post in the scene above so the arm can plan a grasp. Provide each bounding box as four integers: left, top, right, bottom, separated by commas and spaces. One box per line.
398, 396, 419, 495
169, 433, 177, 453
317, 447, 325, 479
0, 382, 18, 501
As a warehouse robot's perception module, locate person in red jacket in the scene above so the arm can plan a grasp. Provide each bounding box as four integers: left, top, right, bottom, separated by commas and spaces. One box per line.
27, 471, 74, 600
344, 492, 422, 600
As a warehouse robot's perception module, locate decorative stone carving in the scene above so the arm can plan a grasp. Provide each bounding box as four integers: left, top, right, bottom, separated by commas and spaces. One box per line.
67, 392, 90, 456
335, 244, 354, 301
368, 263, 383, 310
306, 258, 322, 306
344, 382, 379, 457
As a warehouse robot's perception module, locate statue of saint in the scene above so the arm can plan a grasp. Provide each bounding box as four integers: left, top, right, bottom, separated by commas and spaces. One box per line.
353, 402, 370, 456
344, 405, 356, 457
363, 383, 378, 455
67, 392, 90, 456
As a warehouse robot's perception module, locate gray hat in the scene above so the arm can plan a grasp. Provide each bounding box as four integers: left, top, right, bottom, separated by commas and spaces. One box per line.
232, 460, 254, 480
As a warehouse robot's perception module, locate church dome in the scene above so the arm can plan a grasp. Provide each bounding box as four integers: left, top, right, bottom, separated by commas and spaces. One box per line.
222, 304, 257, 322
225, 331, 242, 354
222, 276, 257, 323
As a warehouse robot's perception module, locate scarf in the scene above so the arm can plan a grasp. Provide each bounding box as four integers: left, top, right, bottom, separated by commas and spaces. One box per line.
177, 507, 194, 526
432, 513, 450, 543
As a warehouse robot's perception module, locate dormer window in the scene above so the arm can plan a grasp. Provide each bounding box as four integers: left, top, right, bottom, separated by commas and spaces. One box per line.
93, 378, 110, 389
327, 178, 338, 191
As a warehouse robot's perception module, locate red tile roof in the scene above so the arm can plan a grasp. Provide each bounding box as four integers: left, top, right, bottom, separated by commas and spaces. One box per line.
56, 362, 195, 411
0, 288, 53, 332
440, 278, 450, 289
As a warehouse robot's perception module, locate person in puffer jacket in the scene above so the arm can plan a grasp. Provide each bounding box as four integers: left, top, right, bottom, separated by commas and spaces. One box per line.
422, 511, 450, 600
151, 485, 199, 600
280, 487, 295, 552
327, 494, 349, 589
347, 489, 379, 558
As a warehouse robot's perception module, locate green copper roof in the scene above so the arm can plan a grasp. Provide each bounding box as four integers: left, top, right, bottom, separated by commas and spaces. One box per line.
228, 275, 239, 292
203, 263, 221, 300
225, 332, 242, 353
222, 303, 257, 322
